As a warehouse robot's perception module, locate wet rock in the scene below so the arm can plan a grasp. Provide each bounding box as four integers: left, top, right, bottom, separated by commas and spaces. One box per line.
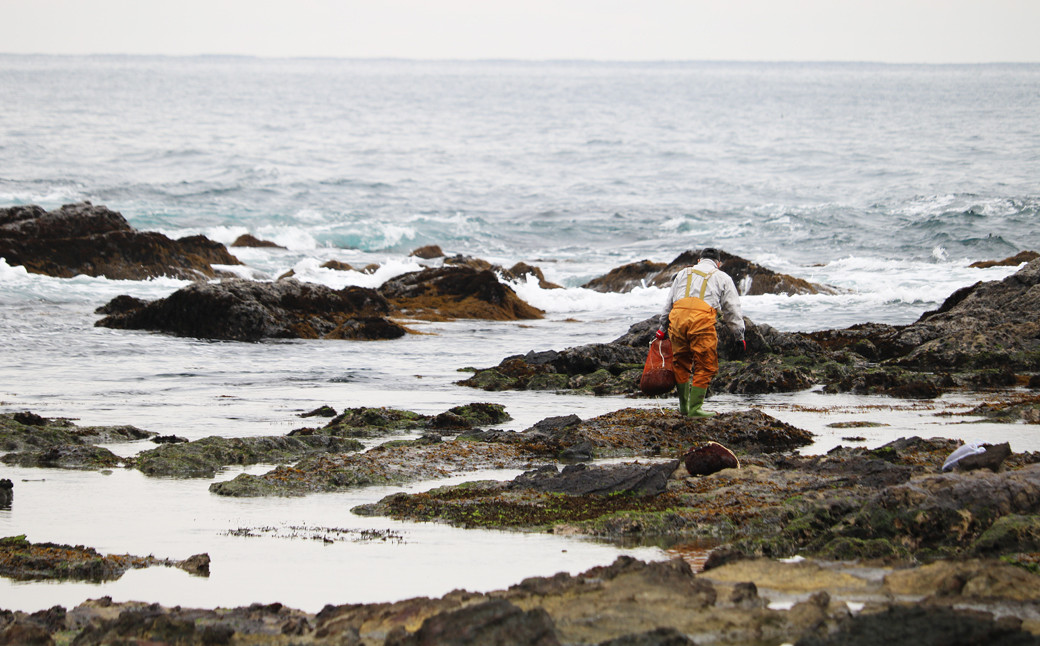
582, 260, 668, 293
151, 434, 188, 444
598, 627, 696, 645
65, 599, 315, 645
969, 250, 1039, 268
1, 445, 122, 470
230, 233, 284, 248
178, 553, 211, 577
299, 405, 337, 418
0, 536, 206, 583
467, 259, 1040, 398
971, 514, 1040, 556
683, 442, 739, 476
963, 392, 1040, 424
0, 620, 53, 646
410, 244, 444, 259
894, 258, 1040, 373
0, 412, 155, 454
210, 440, 532, 497
130, 434, 364, 478
511, 461, 680, 497
96, 278, 407, 341
795, 604, 1039, 646
384, 599, 561, 646
8, 556, 1040, 645
0, 479, 11, 509
748, 461, 1040, 562
506, 262, 562, 289
485, 408, 811, 460
293, 403, 510, 439
0, 202, 240, 280
953, 442, 1013, 472
379, 265, 544, 321
582, 249, 838, 296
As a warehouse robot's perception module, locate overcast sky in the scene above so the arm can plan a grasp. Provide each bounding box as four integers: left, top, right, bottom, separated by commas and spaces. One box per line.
3, 0, 1038, 63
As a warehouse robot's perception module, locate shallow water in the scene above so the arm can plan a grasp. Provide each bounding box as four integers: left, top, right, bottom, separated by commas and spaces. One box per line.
2, 57, 1039, 614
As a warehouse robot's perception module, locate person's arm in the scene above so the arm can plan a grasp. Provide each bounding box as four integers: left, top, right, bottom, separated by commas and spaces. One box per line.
719, 276, 745, 340
657, 271, 681, 337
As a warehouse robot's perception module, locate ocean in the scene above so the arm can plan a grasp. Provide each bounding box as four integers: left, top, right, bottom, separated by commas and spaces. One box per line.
1, 55, 1038, 612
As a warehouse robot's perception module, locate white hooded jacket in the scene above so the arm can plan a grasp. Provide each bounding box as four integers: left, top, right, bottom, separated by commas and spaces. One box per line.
661, 259, 745, 339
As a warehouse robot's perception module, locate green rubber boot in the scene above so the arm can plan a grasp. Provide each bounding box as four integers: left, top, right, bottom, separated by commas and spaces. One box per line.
676, 382, 691, 416
688, 386, 716, 418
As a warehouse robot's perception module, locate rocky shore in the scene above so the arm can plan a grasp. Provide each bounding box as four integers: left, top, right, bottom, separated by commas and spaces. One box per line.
2, 555, 1039, 644
461, 257, 1040, 404
2, 204, 1040, 643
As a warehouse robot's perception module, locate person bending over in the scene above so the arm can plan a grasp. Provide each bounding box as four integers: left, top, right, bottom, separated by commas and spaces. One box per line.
656, 248, 745, 417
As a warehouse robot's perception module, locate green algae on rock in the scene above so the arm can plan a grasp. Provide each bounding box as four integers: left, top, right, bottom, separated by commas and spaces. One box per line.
0, 412, 154, 470
292, 403, 511, 439
130, 435, 365, 478
209, 407, 811, 498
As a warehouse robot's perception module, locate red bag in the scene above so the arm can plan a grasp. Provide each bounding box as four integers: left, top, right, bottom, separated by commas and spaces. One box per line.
639, 338, 676, 396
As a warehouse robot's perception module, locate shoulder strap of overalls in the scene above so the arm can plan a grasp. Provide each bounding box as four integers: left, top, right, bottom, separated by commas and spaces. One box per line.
684, 269, 717, 300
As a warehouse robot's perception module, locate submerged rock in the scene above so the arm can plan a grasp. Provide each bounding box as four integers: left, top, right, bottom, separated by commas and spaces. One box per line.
95, 278, 408, 342
582, 249, 839, 296
0, 202, 241, 280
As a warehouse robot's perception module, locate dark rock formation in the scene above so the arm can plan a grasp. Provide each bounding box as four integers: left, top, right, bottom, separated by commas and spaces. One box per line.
464, 258, 1040, 398
1, 445, 122, 470
0, 412, 156, 445
0, 202, 241, 280
410, 244, 445, 259
0, 535, 208, 582
129, 434, 365, 478
379, 265, 544, 321
230, 233, 284, 248
582, 249, 839, 296
384, 599, 560, 646
683, 442, 740, 476
211, 407, 811, 498
511, 461, 680, 497
796, 604, 1039, 646
969, 250, 1039, 268
95, 278, 407, 341
289, 403, 511, 439
506, 262, 563, 289
353, 433, 1040, 567
3, 555, 1039, 644
953, 442, 1013, 472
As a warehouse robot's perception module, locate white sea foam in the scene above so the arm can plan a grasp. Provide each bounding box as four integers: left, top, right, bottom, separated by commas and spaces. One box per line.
288, 256, 424, 290
509, 277, 665, 317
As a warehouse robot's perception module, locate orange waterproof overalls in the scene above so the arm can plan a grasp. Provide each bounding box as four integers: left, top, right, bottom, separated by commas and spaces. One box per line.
668, 269, 719, 389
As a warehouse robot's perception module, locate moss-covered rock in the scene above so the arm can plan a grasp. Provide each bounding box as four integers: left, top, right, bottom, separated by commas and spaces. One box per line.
130, 435, 364, 478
